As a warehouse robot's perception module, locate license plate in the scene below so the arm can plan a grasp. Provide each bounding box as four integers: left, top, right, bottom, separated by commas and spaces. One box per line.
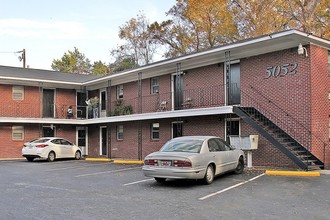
160, 160, 171, 166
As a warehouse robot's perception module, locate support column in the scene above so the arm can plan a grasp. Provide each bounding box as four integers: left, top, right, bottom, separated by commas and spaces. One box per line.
137, 72, 143, 160
225, 51, 231, 106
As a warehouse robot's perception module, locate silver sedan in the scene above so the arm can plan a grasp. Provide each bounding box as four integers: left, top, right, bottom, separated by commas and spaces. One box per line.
142, 136, 245, 184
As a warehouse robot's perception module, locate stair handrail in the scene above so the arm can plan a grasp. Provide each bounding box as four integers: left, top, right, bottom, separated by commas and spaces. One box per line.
248, 85, 327, 146
239, 85, 326, 164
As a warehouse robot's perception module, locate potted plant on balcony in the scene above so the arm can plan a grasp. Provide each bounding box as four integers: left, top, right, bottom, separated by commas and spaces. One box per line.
86, 96, 99, 118
111, 99, 133, 116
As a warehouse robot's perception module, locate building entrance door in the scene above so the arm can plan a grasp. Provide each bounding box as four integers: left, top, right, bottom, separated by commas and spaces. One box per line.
43, 89, 55, 118
43, 126, 55, 137
77, 92, 87, 119
173, 74, 183, 110
77, 127, 88, 156
172, 121, 183, 138
226, 119, 240, 143
227, 63, 241, 105
100, 126, 107, 156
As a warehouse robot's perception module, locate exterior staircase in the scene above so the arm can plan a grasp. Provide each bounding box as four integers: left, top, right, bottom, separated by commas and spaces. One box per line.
233, 106, 324, 170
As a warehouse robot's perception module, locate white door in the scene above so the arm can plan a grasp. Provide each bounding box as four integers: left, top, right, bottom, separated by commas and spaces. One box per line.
76, 127, 88, 156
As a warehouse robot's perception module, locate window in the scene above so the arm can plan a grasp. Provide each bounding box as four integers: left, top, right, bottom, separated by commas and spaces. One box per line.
151, 123, 160, 140
117, 85, 123, 99
12, 126, 24, 140
12, 86, 24, 100
117, 125, 124, 140
151, 78, 159, 94
208, 138, 231, 152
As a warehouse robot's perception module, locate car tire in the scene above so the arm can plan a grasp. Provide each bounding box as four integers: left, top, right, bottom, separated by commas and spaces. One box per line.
75, 151, 81, 160
154, 177, 166, 183
235, 157, 244, 174
47, 151, 56, 162
26, 157, 34, 162
203, 165, 214, 185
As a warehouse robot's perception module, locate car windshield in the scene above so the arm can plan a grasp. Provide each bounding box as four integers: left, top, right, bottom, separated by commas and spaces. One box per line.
160, 139, 203, 153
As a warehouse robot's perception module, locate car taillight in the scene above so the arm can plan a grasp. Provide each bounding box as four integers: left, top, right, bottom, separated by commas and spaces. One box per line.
144, 159, 158, 166
36, 144, 48, 148
173, 160, 192, 167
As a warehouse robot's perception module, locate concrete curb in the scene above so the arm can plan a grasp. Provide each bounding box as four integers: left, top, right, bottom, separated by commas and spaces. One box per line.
84, 158, 112, 162
113, 160, 144, 165
265, 170, 321, 177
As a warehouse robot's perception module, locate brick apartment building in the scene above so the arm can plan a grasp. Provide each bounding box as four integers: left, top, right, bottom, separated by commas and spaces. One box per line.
0, 30, 329, 170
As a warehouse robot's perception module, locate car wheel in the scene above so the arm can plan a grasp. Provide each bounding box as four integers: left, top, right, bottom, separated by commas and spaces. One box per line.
154, 177, 166, 183
47, 151, 56, 162
235, 157, 244, 174
75, 151, 81, 160
203, 165, 214, 185
26, 157, 34, 162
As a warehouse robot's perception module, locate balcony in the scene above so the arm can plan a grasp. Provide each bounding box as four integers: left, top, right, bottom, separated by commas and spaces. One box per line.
110, 84, 226, 115
0, 84, 227, 120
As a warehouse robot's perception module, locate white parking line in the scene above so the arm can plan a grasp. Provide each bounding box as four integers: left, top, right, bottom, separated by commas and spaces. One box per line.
198, 173, 265, 201
124, 179, 154, 186
75, 167, 141, 177
15, 182, 73, 192
44, 163, 107, 172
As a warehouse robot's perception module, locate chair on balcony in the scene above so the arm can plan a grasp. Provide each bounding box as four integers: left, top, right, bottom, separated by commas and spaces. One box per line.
182, 98, 193, 109
158, 101, 167, 111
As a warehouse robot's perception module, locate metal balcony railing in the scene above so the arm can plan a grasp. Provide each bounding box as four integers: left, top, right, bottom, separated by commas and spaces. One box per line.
0, 84, 227, 119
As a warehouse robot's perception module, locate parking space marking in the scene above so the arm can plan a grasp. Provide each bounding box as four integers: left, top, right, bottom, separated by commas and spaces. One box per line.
124, 178, 154, 186
75, 167, 141, 177
15, 182, 73, 192
44, 163, 108, 172
198, 173, 265, 201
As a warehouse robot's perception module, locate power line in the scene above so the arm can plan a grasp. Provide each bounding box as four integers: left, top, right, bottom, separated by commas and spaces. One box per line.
0, 49, 26, 68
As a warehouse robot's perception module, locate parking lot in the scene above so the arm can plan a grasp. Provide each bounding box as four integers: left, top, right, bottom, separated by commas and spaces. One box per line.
0, 160, 329, 220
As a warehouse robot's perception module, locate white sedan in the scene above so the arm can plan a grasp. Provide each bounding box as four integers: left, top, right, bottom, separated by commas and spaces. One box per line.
142, 136, 245, 184
22, 137, 82, 162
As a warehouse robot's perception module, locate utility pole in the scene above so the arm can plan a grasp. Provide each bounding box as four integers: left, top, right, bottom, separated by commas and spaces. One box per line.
17, 49, 26, 68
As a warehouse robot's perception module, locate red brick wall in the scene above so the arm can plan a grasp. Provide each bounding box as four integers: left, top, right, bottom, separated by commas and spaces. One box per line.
110, 122, 139, 159
0, 85, 41, 118
55, 89, 76, 119
0, 124, 40, 158
141, 119, 172, 158
310, 45, 330, 167
87, 124, 100, 157
241, 48, 312, 147
240, 120, 298, 168
56, 125, 76, 144
141, 75, 172, 112
183, 64, 225, 107
183, 116, 225, 137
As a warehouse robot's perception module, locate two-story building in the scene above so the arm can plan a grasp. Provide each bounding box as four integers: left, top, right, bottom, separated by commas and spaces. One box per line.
1, 29, 329, 170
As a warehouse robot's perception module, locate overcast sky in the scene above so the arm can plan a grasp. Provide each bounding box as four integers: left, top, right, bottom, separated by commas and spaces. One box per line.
0, 0, 176, 70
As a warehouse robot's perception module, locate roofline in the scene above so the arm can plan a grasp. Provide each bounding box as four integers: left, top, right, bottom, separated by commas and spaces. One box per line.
1, 30, 329, 87
84, 29, 330, 86
0, 76, 83, 86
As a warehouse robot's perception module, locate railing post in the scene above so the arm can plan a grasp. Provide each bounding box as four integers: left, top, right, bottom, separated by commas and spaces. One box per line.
225, 51, 231, 106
